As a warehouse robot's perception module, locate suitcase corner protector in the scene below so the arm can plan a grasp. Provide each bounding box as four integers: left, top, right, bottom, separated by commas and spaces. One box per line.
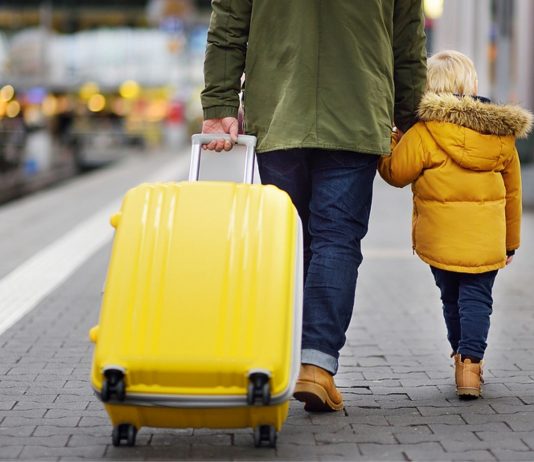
110, 212, 122, 228
89, 325, 99, 343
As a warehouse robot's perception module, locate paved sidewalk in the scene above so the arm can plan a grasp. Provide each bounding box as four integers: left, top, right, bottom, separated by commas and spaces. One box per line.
0, 168, 533, 461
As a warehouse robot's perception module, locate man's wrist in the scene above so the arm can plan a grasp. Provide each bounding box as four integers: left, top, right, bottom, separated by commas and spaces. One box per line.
506, 249, 516, 257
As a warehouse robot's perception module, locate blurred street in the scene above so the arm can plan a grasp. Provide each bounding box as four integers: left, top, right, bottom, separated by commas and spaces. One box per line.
0, 148, 533, 461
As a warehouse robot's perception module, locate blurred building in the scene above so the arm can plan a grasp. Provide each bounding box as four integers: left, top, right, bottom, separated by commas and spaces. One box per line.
0, 1, 210, 32
429, 0, 533, 109
0, 0, 208, 203
427, 0, 534, 163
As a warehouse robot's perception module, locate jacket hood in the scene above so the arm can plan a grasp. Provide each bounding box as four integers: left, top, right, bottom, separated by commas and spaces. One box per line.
417, 92, 533, 171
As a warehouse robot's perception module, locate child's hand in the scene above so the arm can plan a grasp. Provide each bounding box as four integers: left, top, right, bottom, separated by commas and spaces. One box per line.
391, 127, 402, 150
506, 255, 514, 265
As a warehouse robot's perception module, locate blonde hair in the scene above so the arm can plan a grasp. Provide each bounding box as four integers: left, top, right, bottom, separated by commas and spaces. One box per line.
426, 50, 478, 96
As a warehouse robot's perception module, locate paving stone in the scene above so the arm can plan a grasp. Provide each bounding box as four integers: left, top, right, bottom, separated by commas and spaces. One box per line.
461, 412, 534, 431
393, 427, 478, 444
517, 396, 534, 405
53, 394, 93, 404
33, 426, 110, 437
348, 425, 397, 444
490, 403, 534, 414
522, 434, 534, 451
2, 416, 80, 427
313, 425, 357, 444
358, 442, 447, 460
476, 430, 534, 442
276, 442, 361, 461
23, 384, 67, 394
348, 406, 420, 418
0, 435, 69, 448
402, 442, 457, 461
386, 413, 465, 426
449, 450, 498, 461
12, 402, 54, 412
0, 446, 23, 459
45, 409, 101, 419
8, 365, 45, 374
78, 414, 109, 427
0, 425, 36, 437
0, 385, 28, 396
490, 450, 534, 461
0, 401, 16, 411
441, 438, 529, 452
19, 445, 106, 459
341, 412, 390, 426
418, 404, 496, 416
0, 409, 47, 419
430, 422, 513, 434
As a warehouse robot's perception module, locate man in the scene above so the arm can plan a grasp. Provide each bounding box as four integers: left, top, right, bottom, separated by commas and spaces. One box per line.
201, 1, 426, 412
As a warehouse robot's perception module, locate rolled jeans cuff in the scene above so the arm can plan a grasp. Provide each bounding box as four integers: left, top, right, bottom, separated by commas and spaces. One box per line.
301, 349, 338, 375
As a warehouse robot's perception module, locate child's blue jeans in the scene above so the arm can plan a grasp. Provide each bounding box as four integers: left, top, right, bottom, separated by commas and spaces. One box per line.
430, 266, 498, 360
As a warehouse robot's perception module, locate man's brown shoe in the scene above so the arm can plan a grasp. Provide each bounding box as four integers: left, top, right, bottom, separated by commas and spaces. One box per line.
454, 354, 483, 399
293, 364, 344, 412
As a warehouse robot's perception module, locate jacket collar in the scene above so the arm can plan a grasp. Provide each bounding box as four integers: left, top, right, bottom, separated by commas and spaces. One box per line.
417, 92, 533, 138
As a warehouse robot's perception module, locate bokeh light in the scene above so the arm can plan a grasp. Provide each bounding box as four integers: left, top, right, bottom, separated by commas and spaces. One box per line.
88, 94, 106, 112
42, 95, 58, 116
0, 85, 15, 102
424, 0, 444, 19
119, 80, 141, 100
80, 82, 100, 101
6, 100, 21, 118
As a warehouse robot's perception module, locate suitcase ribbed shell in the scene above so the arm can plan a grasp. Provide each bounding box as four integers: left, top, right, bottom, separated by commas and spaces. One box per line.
90, 181, 302, 430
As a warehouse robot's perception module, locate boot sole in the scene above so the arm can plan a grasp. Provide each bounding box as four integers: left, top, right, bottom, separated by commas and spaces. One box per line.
457, 387, 480, 399
293, 381, 344, 412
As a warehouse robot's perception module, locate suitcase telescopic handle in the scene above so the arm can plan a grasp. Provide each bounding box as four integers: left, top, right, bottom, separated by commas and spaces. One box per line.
190, 134, 258, 184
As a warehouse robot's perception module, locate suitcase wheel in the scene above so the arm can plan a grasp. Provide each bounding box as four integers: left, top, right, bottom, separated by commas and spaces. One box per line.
101, 369, 126, 402
253, 425, 277, 448
112, 424, 137, 447
247, 372, 271, 405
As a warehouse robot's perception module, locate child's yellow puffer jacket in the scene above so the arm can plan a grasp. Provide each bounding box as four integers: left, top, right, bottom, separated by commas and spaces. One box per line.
379, 93, 533, 273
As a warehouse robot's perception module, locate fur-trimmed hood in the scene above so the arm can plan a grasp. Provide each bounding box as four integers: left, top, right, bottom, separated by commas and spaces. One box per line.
416, 92, 533, 171
418, 92, 533, 138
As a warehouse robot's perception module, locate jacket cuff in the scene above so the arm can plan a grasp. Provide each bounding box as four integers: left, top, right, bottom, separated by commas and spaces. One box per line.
203, 106, 239, 120
506, 249, 516, 257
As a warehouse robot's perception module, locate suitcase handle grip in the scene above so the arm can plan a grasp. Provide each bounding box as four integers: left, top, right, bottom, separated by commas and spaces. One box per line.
190, 134, 258, 184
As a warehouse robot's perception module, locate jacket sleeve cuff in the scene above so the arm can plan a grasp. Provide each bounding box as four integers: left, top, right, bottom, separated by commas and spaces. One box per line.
203, 106, 239, 120
506, 249, 516, 257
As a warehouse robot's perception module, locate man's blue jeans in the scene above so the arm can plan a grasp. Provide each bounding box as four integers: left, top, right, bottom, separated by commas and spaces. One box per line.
430, 267, 498, 360
257, 148, 378, 374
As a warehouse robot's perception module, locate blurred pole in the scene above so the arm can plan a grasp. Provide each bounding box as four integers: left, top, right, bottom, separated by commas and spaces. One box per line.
432, 0, 491, 96
39, 0, 53, 88
493, 0, 514, 102
516, 0, 534, 109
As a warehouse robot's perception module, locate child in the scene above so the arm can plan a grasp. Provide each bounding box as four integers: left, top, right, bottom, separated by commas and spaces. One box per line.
379, 50, 532, 399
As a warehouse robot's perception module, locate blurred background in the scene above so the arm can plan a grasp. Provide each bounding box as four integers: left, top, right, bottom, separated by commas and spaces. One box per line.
0, 0, 211, 202
0, 0, 533, 204
425, 0, 534, 206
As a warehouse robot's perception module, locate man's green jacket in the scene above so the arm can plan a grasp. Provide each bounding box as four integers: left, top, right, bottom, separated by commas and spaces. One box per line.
201, 0, 427, 154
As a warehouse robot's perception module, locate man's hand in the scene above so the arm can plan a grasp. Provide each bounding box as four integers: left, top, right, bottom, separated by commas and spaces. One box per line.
506, 255, 514, 265
201, 117, 239, 152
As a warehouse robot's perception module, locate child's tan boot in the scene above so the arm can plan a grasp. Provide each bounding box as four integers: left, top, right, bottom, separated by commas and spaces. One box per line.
454, 354, 483, 399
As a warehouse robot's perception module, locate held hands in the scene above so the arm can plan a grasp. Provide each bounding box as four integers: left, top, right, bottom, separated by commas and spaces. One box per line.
201, 117, 239, 152
392, 127, 404, 141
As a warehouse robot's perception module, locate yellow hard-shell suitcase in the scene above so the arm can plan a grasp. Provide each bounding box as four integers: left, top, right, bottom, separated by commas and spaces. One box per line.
89, 135, 303, 448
